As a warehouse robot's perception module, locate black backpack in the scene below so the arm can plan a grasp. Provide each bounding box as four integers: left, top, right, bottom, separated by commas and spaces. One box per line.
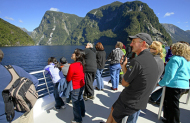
2, 65, 38, 122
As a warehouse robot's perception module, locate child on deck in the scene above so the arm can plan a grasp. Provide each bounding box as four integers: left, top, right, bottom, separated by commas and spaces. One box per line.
44, 57, 66, 110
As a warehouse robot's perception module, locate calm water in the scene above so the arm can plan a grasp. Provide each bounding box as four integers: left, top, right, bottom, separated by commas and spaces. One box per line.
0, 45, 115, 73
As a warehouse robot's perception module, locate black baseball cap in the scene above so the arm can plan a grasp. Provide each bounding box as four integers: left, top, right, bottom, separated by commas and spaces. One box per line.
129, 33, 153, 45
60, 57, 67, 64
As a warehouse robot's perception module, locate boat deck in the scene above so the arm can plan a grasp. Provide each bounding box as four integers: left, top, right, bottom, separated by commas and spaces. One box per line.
33, 77, 190, 123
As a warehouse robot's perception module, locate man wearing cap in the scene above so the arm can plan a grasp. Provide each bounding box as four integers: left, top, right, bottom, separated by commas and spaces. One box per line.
102, 33, 159, 123
60, 57, 70, 76
0, 49, 39, 122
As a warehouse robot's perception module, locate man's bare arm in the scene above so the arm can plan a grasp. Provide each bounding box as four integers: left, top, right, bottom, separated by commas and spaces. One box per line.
121, 78, 129, 87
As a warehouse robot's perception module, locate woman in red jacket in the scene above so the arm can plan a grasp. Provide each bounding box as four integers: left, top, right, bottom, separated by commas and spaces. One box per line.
66, 48, 86, 123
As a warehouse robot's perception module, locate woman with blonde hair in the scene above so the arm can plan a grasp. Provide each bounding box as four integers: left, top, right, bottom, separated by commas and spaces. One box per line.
149, 41, 163, 59
148, 41, 165, 104
158, 42, 190, 123
149, 41, 165, 77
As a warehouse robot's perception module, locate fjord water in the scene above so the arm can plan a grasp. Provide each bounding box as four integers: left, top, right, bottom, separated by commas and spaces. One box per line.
0, 45, 115, 73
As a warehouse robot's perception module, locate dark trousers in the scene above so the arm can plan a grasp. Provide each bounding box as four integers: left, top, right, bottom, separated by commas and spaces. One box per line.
53, 83, 65, 109
164, 87, 184, 123
84, 72, 95, 97
71, 86, 85, 122
150, 88, 163, 102
119, 74, 124, 84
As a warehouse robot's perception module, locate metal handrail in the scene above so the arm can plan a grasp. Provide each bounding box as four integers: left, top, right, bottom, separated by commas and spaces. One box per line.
29, 63, 111, 98
43, 71, 51, 96
30, 70, 53, 97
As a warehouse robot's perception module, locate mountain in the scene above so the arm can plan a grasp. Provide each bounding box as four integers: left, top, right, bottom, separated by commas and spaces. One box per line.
20, 28, 32, 35
30, 11, 83, 45
161, 23, 190, 44
66, 1, 172, 45
0, 18, 35, 46
186, 30, 190, 35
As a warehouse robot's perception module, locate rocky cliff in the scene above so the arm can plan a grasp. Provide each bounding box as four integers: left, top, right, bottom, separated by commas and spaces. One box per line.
66, 1, 172, 45
162, 23, 190, 44
30, 11, 83, 45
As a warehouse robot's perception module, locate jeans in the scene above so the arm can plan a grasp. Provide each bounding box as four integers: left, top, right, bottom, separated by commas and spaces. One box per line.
96, 69, 104, 90
71, 86, 85, 122
110, 63, 121, 89
127, 110, 141, 123
53, 83, 65, 109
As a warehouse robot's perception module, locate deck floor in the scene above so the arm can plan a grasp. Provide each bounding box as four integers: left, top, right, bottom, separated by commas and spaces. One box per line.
34, 79, 190, 123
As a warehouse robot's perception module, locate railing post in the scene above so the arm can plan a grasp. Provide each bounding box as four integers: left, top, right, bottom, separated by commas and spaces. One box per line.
158, 86, 166, 120
186, 88, 190, 104
122, 116, 128, 123
43, 71, 51, 96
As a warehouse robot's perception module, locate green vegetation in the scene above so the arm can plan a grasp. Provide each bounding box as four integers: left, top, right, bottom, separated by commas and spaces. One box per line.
1, 1, 173, 46
0, 18, 35, 46
31, 11, 83, 45
66, 1, 172, 46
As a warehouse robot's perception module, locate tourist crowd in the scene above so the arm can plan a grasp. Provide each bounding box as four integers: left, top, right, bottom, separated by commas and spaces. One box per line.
1, 32, 190, 123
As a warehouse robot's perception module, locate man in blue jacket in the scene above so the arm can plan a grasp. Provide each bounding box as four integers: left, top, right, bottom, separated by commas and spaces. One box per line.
0, 49, 39, 123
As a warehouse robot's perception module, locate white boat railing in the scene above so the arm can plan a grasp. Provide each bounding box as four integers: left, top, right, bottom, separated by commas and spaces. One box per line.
29, 63, 111, 98
158, 86, 190, 120
30, 70, 53, 97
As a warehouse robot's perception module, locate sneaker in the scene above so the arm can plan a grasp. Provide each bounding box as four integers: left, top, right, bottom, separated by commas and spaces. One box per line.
61, 105, 66, 109
54, 107, 60, 111
87, 96, 95, 100
83, 96, 88, 101
148, 98, 156, 105
95, 87, 100, 90
111, 87, 117, 91
156, 101, 160, 106
69, 100, 72, 104
71, 120, 82, 123
161, 118, 167, 123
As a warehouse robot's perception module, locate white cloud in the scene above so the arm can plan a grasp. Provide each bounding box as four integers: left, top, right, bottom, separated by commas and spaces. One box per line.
5, 16, 14, 20
186, 25, 189, 27
177, 22, 180, 23
164, 12, 174, 17
19, 20, 23, 23
50, 8, 59, 12
185, 22, 188, 23
157, 13, 160, 15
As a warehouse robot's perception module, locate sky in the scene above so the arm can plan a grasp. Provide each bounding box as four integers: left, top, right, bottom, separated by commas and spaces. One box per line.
0, 0, 189, 32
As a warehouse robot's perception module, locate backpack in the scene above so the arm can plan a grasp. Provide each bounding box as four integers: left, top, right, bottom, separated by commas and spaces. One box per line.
2, 65, 38, 122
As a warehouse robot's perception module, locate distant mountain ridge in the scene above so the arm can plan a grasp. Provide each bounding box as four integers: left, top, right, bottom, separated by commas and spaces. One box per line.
30, 1, 172, 46
65, 1, 172, 45
20, 28, 32, 35
161, 23, 190, 43
0, 18, 35, 46
30, 11, 83, 45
